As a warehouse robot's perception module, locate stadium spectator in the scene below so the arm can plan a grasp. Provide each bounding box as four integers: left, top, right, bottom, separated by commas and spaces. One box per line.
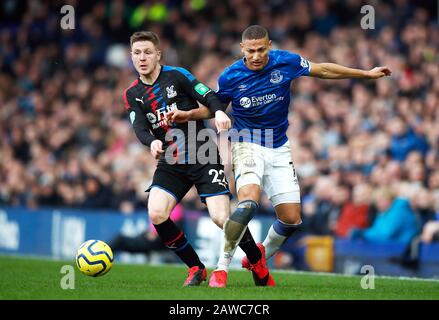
387, 117, 429, 162
334, 183, 374, 238
350, 187, 419, 245
302, 176, 337, 236
420, 191, 439, 244
421, 221, 439, 244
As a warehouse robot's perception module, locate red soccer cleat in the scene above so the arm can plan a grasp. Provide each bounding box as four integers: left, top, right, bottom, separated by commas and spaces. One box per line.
242, 255, 251, 269
208, 269, 228, 288
183, 266, 207, 287
242, 243, 275, 287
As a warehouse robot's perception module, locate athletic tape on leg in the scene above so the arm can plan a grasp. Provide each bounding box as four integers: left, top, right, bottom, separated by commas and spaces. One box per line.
273, 219, 302, 237
229, 200, 259, 225
223, 200, 258, 253
223, 219, 248, 253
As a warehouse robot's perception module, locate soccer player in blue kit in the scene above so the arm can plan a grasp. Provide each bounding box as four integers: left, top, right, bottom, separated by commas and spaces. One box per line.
215, 25, 391, 284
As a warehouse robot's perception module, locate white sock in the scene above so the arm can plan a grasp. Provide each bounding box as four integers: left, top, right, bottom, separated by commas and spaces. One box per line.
263, 225, 288, 260
216, 219, 248, 272
216, 248, 237, 272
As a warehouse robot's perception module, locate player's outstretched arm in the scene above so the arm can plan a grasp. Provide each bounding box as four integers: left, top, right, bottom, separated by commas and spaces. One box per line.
167, 106, 212, 123
167, 108, 231, 133
173, 68, 231, 133
309, 62, 392, 79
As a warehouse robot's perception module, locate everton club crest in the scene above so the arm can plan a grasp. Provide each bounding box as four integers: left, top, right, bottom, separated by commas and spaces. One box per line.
270, 70, 283, 84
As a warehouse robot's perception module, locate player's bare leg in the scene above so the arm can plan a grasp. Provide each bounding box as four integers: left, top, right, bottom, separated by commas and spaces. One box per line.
237, 183, 261, 203
274, 202, 302, 224
148, 188, 206, 286
148, 187, 176, 225
262, 202, 302, 260
205, 194, 229, 229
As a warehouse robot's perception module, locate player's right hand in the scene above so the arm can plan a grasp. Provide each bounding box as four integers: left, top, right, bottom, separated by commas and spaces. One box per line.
150, 140, 164, 159
367, 66, 392, 79
215, 110, 231, 134
167, 110, 190, 124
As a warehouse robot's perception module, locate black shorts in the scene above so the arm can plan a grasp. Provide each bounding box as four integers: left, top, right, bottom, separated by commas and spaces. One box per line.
146, 162, 231, 204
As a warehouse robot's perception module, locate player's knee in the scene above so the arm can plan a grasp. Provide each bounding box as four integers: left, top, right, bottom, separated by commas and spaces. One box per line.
211, 214, 227, 229
237, 178, 260, 201
205, 195, 230, 228
279, 216, 302, 225
278, 209, 302, 224
238, 189, 256, 201
148, 206, 170, 225
207, 205, 229, 229
273, 197, 302, 225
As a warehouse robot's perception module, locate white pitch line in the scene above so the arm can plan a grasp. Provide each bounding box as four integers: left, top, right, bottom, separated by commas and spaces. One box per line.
271, 269, 439, 283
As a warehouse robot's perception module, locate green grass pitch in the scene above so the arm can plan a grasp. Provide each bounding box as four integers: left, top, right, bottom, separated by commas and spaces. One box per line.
0, 255, 438, 300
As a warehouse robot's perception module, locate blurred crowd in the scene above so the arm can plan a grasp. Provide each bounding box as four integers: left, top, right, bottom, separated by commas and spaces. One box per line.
1, 0, 438, 244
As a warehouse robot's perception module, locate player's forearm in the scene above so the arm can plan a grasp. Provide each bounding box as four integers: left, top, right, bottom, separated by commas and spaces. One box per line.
205, 93, 224, 114
188, 106, 213, 120
133, 125, 156, 147
314, 63, 369, 79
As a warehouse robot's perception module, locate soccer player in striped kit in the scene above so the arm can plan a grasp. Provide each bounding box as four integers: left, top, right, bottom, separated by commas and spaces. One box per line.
123, 31, 274, 287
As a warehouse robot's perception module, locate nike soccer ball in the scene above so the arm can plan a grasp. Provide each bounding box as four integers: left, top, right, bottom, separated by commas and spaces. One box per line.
75, 240, 114, 277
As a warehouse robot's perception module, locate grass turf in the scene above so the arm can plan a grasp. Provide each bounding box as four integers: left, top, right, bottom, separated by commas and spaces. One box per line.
0, 255, 438, 300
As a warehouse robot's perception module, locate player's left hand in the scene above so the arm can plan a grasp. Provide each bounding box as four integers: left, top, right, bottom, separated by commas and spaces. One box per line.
215, 110, 231, 134
166, 110, 190, 124
367, 66, 392, 79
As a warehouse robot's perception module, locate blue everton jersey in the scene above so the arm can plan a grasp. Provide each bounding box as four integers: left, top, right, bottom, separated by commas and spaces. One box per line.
217, 50, 311, 148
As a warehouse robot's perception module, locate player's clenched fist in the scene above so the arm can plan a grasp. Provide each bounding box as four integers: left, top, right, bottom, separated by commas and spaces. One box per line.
166, 110, 190, 124
215, 110, 231, 134
366, 66, 392, 79
150, 139, 164, 159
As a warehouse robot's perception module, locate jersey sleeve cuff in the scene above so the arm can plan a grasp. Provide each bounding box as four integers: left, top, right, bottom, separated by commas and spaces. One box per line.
206, 95, 225, 113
